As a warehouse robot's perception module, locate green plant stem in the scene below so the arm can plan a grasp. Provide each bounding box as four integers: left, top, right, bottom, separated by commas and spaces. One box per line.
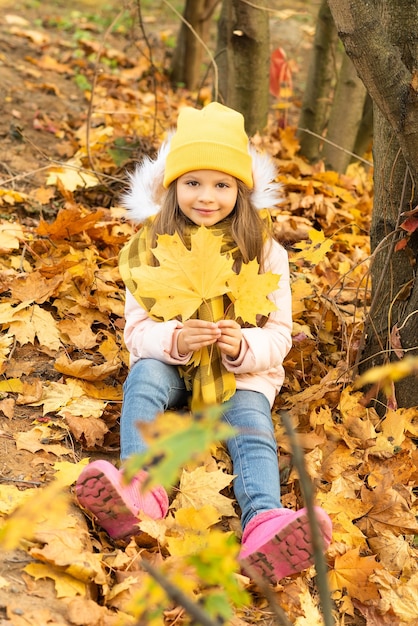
280, 410, 335, 626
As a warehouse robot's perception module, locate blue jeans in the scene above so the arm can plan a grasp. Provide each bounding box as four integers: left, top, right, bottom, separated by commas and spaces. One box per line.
120, 359, 282, 529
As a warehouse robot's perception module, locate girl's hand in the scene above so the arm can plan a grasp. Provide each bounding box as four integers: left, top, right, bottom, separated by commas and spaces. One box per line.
216, 319, 242, 360
177, 319, 221, 354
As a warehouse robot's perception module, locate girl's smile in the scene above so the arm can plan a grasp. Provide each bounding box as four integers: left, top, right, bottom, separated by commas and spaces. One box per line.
176, 169, 238, 226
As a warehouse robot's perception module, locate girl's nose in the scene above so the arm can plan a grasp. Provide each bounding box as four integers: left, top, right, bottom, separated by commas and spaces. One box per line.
197, 186, 215, 203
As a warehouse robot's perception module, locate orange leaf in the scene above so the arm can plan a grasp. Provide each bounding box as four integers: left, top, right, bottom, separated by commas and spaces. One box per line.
328, 547, 383, 602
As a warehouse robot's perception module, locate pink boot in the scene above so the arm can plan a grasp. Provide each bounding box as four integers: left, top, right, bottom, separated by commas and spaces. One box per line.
239, 506, 332, 584
75, 460, 169, 539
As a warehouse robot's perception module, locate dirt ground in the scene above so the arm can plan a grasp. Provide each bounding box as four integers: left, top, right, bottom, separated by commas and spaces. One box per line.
0, 1, 321, 624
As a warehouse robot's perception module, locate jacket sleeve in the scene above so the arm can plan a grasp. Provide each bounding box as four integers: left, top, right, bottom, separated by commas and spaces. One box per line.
123, 290, 192, 365
222, 240, 293, 374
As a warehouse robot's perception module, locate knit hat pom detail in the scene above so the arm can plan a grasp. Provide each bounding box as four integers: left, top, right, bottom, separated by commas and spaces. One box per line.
122, 135, 172, 223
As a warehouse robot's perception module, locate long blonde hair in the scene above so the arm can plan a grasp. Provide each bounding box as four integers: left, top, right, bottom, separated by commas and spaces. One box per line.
148, 179, 272, 270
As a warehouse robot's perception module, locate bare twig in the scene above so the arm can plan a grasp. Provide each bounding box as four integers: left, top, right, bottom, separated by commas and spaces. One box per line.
85, 9, 125, 179
135, 0, 159, 138
137, 558, 224, 626
297, 127, 373, 167
280, 410, 335, 626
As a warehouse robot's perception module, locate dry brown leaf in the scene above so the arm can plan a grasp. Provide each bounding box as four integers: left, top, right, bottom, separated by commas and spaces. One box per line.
64, 414, 109, 448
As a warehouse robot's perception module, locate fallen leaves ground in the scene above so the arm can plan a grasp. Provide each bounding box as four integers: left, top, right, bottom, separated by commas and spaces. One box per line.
1, 2, 418, 626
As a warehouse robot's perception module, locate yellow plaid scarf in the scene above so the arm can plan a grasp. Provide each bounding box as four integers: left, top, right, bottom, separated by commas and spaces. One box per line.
119, 221, 239, 410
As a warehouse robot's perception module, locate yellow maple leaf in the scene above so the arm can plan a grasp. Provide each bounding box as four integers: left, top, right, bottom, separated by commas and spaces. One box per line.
174, 504, 221, 531
26, 379, 82, 413
24, 562, 87, 598
15, 425, 69, 456
0, 479, 70, 549
30, 524, 106, 585
0, 484, 37, 516
46, 160, 100, 192
226, 258, 279, 325
372, 570, 418, 622
292, 228, 334, 264
130, 227, 235, 321
7, 303, 61, 351
291, 277, 314, 318
172, 466, 237, 517
328, 547, 383, 602
52, 458, 90, 486
0, 377, 23, 393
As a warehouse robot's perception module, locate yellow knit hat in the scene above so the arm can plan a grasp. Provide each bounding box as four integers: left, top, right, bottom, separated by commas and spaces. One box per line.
163, 102, 253, 189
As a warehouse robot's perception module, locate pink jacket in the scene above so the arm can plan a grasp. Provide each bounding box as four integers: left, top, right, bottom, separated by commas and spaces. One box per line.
123, 239, 292, 407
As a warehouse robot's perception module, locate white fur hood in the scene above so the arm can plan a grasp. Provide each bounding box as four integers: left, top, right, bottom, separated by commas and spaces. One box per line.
122, 136, 282, 223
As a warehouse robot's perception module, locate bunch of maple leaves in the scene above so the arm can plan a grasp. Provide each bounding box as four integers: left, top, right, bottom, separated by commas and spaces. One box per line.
0, 7, 418, 626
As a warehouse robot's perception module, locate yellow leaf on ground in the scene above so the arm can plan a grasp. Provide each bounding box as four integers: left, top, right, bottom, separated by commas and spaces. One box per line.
58, 317, 98, 350
24, 562, 87, 598
9, 304, 61, 351
371, 570, 418, 622
328, 547, 383, 602
369, 408, 407, 455
368, 532, 415, 576
358, 470, 418, 536
294, 580, 324, 625
291, 277, 314, 318
52, 458, 90, 486
172, 466, 236, 517
0, 333, 13, 364
54, 353, 120, 382
292, 228, 334, 264
46, 162, 100, 192
10, 271, 63, 304
0, 377, 23, 393
0, 484, 37, 516
0, 479, 70, 549
0, 221, 25, 252
15, 424, 69, 456
174, 505, 220, 531
0, 575, 9, 589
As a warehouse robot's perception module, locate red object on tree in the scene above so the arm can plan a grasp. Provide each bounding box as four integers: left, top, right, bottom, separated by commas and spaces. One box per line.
269, 47, 293, 98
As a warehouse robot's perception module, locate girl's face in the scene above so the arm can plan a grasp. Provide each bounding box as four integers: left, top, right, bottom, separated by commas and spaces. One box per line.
176, 169, 238, 227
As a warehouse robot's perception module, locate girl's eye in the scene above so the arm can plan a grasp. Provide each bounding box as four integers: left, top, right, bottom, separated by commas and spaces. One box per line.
186, 180, 198, 187
217, 182, 229, 188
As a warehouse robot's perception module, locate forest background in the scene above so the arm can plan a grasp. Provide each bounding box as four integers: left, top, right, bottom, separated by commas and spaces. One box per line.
0, 1, 418, 626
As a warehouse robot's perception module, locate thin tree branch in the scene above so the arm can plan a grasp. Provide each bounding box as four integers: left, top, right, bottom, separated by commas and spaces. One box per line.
137, 558, 224, 626
85, 9, 125, 181
280, 410, 335, 626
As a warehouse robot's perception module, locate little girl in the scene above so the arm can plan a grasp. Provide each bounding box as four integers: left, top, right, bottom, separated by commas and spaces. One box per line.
76, 102, 332, 584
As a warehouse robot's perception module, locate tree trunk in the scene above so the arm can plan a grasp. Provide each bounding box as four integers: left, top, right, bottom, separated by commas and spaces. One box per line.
352, 94, 373, 162
298, 0, 339, 161
328, 0, 418, 409
170, 0, 220, 91
216, 0, 269, 135
323, 54, 368, 172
